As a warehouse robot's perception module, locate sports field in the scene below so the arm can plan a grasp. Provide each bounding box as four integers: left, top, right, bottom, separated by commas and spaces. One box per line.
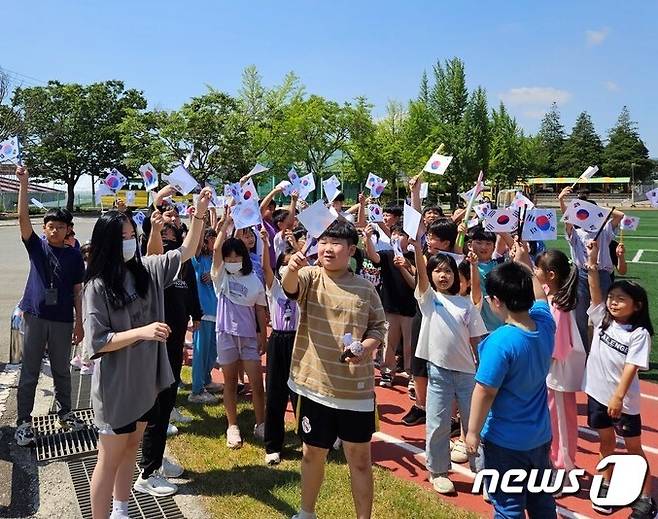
547, 209, 658, 381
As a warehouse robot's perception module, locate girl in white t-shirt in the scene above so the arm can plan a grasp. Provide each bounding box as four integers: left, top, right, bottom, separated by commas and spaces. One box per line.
584, 240, 655, 517
533, 249, 585, 472
412, 240, 487, 495
212, 208, 268, 449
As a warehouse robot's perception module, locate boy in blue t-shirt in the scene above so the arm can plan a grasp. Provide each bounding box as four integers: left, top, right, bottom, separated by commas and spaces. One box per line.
466, 240, 557, 519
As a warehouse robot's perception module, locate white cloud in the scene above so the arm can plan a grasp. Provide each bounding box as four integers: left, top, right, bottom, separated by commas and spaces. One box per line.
604, 80, 620, 92
523, 110, 547, 119
499, 87, 572, 106
586, 28, 609, 46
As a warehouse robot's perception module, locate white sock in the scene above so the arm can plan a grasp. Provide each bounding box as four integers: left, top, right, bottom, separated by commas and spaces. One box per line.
112, 499, 128, 512
297, 510, 317, 519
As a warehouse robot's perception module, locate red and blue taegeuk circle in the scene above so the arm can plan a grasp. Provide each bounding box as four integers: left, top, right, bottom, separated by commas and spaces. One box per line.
576, 209, 590, 221
497, 214, 510, 225
431, 160, 441, 169
535, 215, 551, 231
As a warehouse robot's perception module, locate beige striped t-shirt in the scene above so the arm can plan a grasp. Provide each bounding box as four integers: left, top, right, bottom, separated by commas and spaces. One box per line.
286, 266, 387, 411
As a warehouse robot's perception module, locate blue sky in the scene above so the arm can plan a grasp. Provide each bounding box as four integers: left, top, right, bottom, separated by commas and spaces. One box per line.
4, 0, 657, 156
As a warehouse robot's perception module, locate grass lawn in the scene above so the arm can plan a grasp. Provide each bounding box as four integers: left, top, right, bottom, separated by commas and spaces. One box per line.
547, 209, 658, 381
168, 367, 477, 519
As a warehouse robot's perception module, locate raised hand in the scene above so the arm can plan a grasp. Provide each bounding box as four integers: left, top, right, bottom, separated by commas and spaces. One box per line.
287, 251, 308, 273
150, 210, 165, 232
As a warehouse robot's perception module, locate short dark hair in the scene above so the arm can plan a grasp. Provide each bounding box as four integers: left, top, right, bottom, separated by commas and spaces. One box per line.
389, 224, 408, 237
601, 280, 653, 336
267, 199, 277, 209
43, 208, 72, 225
318, 220, 359, 245
485, 262, 534, 312
427, 219, 458, 248
469, 225, 496, 243
426, 253, 460, 295
273, 209, 290, 228
334, 192, 345, 203
422, 205, 443, 217
383, 206, 402, 218
221, 237, 253, 275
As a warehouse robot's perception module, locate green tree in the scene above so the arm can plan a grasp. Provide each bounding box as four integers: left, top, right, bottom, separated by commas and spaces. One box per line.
488, 102, 527, 192
13, 80, 146, 210
561, 111, 603, 177
0, 70, 22, 140
537, 102, 565, 176
461, 87, 490, 179
602, 106, 653, 182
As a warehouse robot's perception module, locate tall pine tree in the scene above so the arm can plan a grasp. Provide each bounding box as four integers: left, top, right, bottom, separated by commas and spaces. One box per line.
602, 106, 653, 182
537, 102, 565, 176
561, 111, 603, 177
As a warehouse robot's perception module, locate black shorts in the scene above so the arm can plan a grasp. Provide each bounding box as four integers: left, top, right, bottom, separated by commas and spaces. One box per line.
111, 400, 159, 435
295, 395, 377, 450
587, 395, 642, 437
410, 307, 428, 377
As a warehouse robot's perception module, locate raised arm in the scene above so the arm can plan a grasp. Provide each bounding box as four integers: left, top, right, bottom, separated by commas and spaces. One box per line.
511, 238, 547, 302
153, 185, 177, 209
260, 182, 285, 217
260, 227, 275, 289
356, 192, 366, 228
558, 186, 573, 238
15, 166, 33, 241
282, 250, 308, 297
409, 174, 422, 212
586, 239, 603, 307
211, 206, 232, 277
146, 211, 165, 256
362, 225, 381, 264
413, 239, 429, 295
467, 252, 482, 306
179, 187, 211, 263
616, 242, 627, 276
610, 208, 625, 229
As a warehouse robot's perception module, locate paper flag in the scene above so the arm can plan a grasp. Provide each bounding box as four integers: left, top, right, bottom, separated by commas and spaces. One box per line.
467, 217, 479, 229
205, 183, 221, 207
231, 197, 262, 230
392, 237, 404, 258
508, 191, 535, 211
30, 198, 45, 209
579, 165, 599, 180
473, 202, 491, 220
241, 178, 260, 202
297, 199, 338, 238
166, 165, 198, 195
423, 152, 453, 175
132, 211, 146, 228
370, 178, 388, 199
299, 173, 316, 200
280, 181, 295, 197
183, 146, 194, 169
95, 183, 115, 204
403, 203, 422, 240
175, 202, 189, 217
139, 163, 159, 191
125, 191, 136, 205
645, 187, 658, 208
0, 136, 20, 163
442, 251, 465, 265
483, 208, 518, 233
620, 215, 640, 231
366, 172, 383, 189
322, 175, 341, 202
104, 168, 127, 192
224, 182, 242, 200
522, 209, 557, 241
561, 199, 611, 233
367, 204, 384, 223
460, 183, 484, 203
419, 182, 429, 199
288, 168, 301, 185
248, 163, 269, 177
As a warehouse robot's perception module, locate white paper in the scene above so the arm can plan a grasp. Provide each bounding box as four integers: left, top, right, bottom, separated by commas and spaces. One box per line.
297, 199, 338, 238
224, 182, 242, 200
522, 209, 557, 241
0, 136, 20, 163
241, 178, 260, 202
508, 191, 535, 211
280, 181, 295, 197
366, 172, 383, 189
166, 165, 198, 195
403, 203, 422, 240
324, 183, 340, 203
442, 251, 465, 265
175, 202, 189, 217
288, 167, 301, 185
460, 183, 484, 203
645, 187, 658, 208
370, 179, 388, 198
483, 208, 518, 233
419, 182, 429, 199
231, 197, 262, 230
391, 237, 404, 258
299, 173, 316, 200
183, 145, 194, 169
95, 183, 115, 204
561, 199, 611, 233
473, 202, 491, 220
467, 217, 479, 229
126, 191, 136, 205
620, 215, 640, 231
132, 211, 146, 228
248, 163, 269, 177
423, 152, 453, 175
367, 204, 384, 223
580, 165, 599, 180
30, 198, 45, 209
104, 168, 127, 192
139, 163, 159, 191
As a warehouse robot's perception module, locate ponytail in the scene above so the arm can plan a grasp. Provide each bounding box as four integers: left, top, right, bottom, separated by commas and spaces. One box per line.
535, 249, 578, 312
552, 263, 579, 312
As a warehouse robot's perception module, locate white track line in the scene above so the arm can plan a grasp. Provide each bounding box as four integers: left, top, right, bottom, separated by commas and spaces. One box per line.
578, 426, 658, 455
631, 249, 644, 263
373, 431, 593, 519
642, 392, 658, 402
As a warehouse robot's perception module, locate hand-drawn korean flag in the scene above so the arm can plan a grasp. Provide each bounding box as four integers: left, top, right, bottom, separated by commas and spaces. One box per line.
423, 153, 453, 175
299, 173, 316, 200
522, 209, 557, 241
288, 167, 300, 185
224, 182, 243, 200
366, 172, 383, 189
620, 215, 640, 231
645, 187, 658, 208
104, 168, 127, 192
367, 204, 384, 223
561, 199, 611, 232
139, 163, 159, 191
483, 208, 518, 233
0, 136, 20, 163
370, 179, 388, 199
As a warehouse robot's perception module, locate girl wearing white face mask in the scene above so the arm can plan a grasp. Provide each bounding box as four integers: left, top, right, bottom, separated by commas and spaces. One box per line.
212, 207, 268, 449
82, 190, 212, 519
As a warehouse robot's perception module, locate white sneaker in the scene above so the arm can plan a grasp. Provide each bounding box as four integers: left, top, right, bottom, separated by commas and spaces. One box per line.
450, 439, 469, 463
109, 510, 129, 519
15, 422, 35, 447
70, 355, 83, 369
253, 423, 265, 441
133, 473, 178, 497
291, 512, 317, 519
265, 452, 281, 465
204, 382, 224, 394
170, 407, 192, 424
166, 423, 179, 437
226, 425, 242, 449
187, 391, 219, 404
429, 472, 455, 494
80, 363, 94, 375
160, 456, 184, 478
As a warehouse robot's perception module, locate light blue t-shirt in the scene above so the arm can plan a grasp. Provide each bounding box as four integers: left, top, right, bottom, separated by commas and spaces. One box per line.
477, 259, 505, 332
475, 301, 555, 451
191, 255, 218, 318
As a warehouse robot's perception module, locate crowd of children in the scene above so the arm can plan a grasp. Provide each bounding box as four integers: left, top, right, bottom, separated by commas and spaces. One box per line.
13, 163, 656, 519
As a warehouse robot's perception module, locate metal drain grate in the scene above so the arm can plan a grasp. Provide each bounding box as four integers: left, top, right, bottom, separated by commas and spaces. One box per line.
51, 368, 92, 413
69, 456, 185, 519
33, 409, 98, 461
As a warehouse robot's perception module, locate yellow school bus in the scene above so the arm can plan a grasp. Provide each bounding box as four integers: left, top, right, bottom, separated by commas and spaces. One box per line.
100, 189, 192, 209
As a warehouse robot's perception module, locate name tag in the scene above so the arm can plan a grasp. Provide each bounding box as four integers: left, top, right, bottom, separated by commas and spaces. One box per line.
44, 287, 58, 306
